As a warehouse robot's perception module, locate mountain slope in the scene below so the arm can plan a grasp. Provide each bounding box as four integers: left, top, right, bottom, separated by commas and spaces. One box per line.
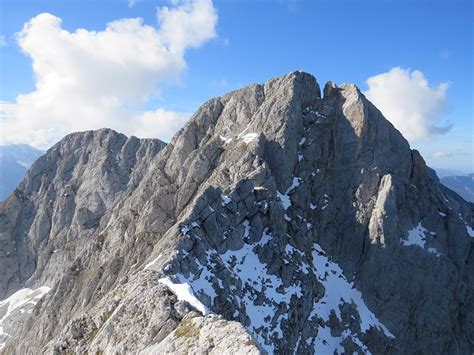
0, 144, 43, 201
441, 173, 474, 202
0, 72, 473, 354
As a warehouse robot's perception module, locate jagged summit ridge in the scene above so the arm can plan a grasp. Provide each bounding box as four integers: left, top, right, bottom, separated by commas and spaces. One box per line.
0, 71, 473, 354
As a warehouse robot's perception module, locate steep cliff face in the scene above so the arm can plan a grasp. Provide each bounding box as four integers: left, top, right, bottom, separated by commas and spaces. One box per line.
0, 129, 165, 298
0, 72, 473, 354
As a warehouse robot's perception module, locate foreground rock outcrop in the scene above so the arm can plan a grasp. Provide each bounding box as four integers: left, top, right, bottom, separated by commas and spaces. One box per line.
0, 72, 473, 354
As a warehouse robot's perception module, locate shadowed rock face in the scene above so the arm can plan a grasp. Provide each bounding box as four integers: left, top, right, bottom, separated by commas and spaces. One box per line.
0, 72, 473, 354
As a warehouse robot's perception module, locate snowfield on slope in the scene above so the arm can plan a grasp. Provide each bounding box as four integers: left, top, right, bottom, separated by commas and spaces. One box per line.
160, 221, 394, 354
0, 286, 50, 349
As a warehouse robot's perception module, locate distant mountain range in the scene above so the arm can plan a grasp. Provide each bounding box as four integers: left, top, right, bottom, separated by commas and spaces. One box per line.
0, 144, 43, 201
434, 168, 467, 179
440, 173, 474, 202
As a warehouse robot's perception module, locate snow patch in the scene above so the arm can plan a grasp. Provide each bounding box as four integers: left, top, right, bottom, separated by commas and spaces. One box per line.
237, 124, 251, 138
313, 325, 344, 354
401, 223, 427, 248
400, 223, 442, 256
427, 248, 442, 257
158, 277, 208, 315
221, 195, 231, 206
181, 224, 190, 235
169, 219, 398, 353
321, 194, 330, 210
186, 267, 217, 303
241, 133, 259, 144
309, 243, 394, 338
466, 225, 474, 238
278, 177, 302, 210
219, 135, 233, 144
218, 230, 302, 352
441, 193, 452, 209
144, 253, 163, 270
0, 286, 50, 349
172, 227, 303, 353
243, 220, 251, 238
277, 192, 291, 210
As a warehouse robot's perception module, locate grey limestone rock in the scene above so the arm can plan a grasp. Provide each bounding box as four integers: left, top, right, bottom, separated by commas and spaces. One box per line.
0, 71, 473, 354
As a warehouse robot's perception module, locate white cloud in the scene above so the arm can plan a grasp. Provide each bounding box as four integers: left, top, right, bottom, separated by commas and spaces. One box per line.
0, 35, 6, 46
128, 0, 140, 7
431, 151, 452, 158
364, 67, 451, 141
0, 0, 217, 149
133, 109, 190, 139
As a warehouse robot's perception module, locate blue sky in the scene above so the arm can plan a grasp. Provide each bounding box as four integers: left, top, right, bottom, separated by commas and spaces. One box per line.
0, 0, 472, 172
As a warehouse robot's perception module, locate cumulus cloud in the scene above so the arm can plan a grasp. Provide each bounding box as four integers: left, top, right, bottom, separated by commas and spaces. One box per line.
133, 109, 190, 139
431, 151, 452, 158
0, 0, 217, 149
364, 67, 451, 141
0, 35, 6, 46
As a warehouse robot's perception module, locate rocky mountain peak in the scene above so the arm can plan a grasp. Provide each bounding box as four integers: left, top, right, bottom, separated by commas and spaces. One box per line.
0, 129, 165, 299
0, 71, 473, 354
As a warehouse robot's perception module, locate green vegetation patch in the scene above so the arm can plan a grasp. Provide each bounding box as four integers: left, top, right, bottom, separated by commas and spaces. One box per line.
175, 319, 202, 338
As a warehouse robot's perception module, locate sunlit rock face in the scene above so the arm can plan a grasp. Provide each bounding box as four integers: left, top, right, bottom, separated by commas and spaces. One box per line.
0, 72, 473, 354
